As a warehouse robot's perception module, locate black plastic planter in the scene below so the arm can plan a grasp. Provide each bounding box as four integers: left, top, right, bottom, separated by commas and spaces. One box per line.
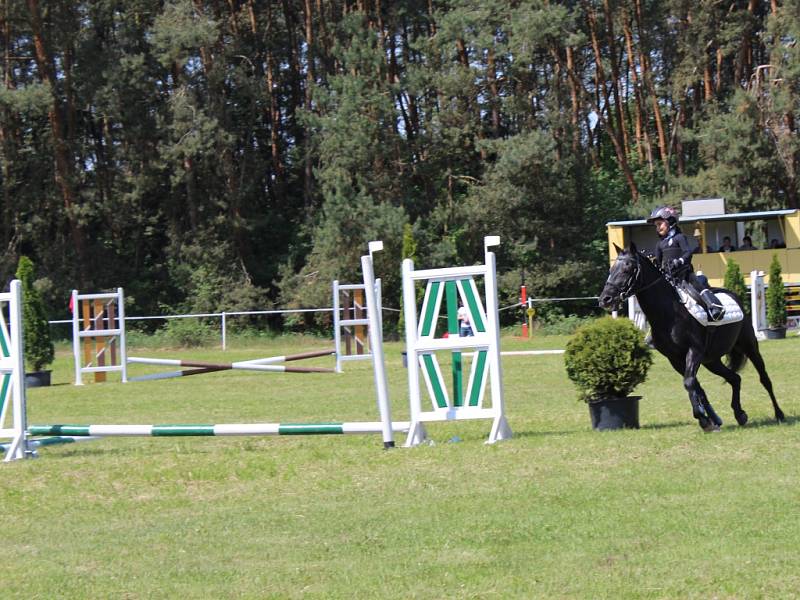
764, 327, 786, 340
588, 396, 640, 431
25, 370, 52, 388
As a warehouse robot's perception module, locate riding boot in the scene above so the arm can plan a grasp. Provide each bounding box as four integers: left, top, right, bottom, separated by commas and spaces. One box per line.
700, 289, 725, 321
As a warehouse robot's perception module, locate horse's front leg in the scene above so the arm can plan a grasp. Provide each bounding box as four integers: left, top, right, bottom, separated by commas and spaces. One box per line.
683, 347, 719, 432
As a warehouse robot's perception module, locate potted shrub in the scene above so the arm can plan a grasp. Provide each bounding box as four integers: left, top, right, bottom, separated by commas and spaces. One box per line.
564, 316, 653, 430
15, 256, 55, 387
765, 254, 787, 339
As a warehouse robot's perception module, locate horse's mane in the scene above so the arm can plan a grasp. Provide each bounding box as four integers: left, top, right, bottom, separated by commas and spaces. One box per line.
633, 249, 680, 299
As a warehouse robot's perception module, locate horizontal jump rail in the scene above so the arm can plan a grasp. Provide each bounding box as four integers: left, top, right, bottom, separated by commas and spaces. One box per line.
29, 422, 410, 437
127, 357, 335, 374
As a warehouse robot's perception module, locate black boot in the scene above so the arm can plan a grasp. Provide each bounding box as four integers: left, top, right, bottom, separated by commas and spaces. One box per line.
700, 289, 725, 321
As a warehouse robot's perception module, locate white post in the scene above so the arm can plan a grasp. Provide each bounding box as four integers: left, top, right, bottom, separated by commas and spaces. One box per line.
3, 280, 30, 461
332, 280, 342, 373
484, 237, 511, 444
118, 288, 128, 383
361, 243, 395, 448
402, 258, 426, 447
751, 270, 766, 340
71, 289, 82, 386
221, 312, 227, 351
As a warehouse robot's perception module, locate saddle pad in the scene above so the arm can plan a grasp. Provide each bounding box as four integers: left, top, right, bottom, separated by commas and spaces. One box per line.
677, 289, 744, 327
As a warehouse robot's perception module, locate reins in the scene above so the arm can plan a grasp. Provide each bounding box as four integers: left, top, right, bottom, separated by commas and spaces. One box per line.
610, 251, 667, 305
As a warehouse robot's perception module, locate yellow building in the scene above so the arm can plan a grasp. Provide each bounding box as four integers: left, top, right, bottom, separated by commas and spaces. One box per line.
607, 200, 800, 324
606, 202, 800, 287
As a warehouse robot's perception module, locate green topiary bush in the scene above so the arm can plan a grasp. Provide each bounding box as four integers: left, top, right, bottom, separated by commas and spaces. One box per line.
766, 254, 786, 329
723, 258, 748, 313
15, 256, 55, 372
564, 316, 653, 402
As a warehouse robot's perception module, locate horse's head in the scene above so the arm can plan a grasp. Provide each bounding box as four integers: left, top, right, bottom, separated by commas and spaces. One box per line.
598, 243, 641, 311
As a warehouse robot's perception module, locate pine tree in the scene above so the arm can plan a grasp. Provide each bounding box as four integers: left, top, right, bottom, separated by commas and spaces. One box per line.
723, 259, 748, 313
766, 254, 786, 329
15, 256, 54, 372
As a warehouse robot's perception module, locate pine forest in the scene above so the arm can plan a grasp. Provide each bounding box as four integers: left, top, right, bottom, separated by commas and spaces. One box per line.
1, 0, 798, 329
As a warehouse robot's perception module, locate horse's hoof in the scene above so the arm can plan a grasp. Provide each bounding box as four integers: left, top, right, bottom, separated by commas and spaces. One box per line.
776, 409, 785, 422
698, 416, 712, 432
735, 411, 748, 426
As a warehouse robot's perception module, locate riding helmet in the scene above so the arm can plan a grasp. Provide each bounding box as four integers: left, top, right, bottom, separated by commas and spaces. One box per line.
646, 206, 678, 225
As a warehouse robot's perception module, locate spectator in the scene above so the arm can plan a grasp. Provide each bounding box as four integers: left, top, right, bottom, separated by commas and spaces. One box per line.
719, 236, 736, 252
739, 235, 755, 250
457, 305, 474, 337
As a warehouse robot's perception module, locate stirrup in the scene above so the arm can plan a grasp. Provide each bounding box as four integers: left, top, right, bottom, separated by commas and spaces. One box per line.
708, 305, 725, 321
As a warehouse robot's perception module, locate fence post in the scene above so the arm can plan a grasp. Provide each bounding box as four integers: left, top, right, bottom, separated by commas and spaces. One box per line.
221, 312, 227, 351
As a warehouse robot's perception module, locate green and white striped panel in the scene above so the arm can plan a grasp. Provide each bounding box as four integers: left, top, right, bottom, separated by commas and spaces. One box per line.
414, 277, 491, 411
0, 307, 12, 428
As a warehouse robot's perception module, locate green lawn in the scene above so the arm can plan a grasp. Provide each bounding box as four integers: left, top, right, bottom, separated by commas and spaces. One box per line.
2, 333, 799, 599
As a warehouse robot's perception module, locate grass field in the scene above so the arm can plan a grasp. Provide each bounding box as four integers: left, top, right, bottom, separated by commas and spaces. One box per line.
2, 332, 799, 599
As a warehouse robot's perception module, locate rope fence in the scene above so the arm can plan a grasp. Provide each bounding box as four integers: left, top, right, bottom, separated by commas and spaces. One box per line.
49, 296, 600, 349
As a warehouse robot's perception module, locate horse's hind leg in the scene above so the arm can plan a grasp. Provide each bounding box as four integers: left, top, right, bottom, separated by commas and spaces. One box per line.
704, 358, 745, 425
745, 343, 785, 422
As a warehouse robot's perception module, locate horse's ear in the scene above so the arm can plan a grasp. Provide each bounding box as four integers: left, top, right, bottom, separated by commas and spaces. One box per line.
613, 243, 624, 254
629, 241, 638, 253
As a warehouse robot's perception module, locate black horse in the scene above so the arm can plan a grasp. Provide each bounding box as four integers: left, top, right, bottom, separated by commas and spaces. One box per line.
598, 243, 785, 431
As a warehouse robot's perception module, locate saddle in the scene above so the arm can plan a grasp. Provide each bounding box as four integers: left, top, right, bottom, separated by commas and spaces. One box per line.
675, 284, 744, 327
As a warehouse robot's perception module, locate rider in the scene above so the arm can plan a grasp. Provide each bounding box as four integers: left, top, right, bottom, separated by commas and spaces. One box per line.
647, 206, 725, 321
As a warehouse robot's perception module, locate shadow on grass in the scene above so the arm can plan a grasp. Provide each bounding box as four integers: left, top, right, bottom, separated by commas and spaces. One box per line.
740, 414, 799, 429
639, 420, 694, 431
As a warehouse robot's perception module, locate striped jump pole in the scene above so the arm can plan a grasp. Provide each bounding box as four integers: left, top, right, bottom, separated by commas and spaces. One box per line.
29, 422, 410, 437
127, 349, 336, 382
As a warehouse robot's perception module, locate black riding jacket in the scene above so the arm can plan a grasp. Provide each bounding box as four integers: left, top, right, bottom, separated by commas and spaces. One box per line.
655, 226, 695, 280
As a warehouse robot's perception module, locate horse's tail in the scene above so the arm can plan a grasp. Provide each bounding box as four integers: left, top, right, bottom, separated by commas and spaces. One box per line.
725, 345, 749, 373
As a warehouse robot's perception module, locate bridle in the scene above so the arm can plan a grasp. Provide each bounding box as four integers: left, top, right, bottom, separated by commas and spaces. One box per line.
608, 252, 662, 304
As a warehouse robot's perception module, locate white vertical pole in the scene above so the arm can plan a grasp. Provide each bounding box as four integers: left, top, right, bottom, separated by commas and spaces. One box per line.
117, 288, 128, 383
332, 280, 342, 373
221, 312, 227, 351
483, 238, 511, 443
751, 270, 766, 340
402, 258, 426, 446
72, 289, 82, 386
361, 247, 394, 448
375, 278, 383, 340
4, 280, 29, 461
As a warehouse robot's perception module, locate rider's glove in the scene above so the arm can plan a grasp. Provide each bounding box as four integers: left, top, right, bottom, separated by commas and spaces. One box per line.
670, 257, 684, 270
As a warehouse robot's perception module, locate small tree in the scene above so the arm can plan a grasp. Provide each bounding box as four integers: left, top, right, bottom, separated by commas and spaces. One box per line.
723, 258, 748, 313
766, 254, 787, 329
15, 256, 55, 372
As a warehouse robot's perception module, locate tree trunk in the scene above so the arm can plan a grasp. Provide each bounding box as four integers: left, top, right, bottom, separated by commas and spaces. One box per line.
634, 0, 668, 174
602, 0, 630, 158
26, 0, 86, 275
622, 8, 650, 168
586, 3, 638, 201
303, 0, 315, 208
566, 46, 582, 155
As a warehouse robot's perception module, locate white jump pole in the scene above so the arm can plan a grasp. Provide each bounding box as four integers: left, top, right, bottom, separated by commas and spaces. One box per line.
362, 241, 395, 448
